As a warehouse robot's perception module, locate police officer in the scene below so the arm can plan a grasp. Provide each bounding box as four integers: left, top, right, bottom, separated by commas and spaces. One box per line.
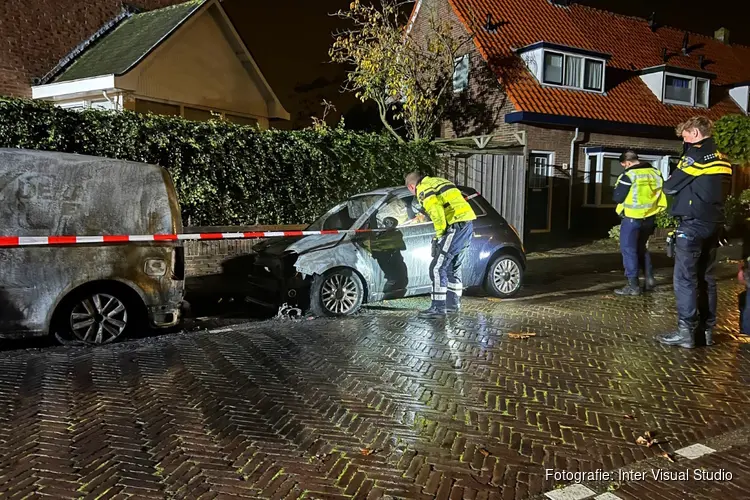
658, 116, 732, 348
405, 172, 476, 318
611, 151, 668, 296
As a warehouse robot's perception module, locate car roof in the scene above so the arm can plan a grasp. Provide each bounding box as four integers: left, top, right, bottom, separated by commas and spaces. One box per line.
354, 184, 477, 198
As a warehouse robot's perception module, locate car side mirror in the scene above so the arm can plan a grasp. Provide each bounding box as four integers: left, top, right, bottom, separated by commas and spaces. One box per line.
382, 217, 398, 230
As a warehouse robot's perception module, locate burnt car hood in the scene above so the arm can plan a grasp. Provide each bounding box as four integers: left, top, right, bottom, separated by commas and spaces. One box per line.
253, 233, 346, 258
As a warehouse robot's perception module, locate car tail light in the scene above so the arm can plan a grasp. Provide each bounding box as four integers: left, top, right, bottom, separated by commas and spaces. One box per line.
145, 258, 167, 276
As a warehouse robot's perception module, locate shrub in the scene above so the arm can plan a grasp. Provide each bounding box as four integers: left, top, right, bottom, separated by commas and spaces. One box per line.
608, 224, 620, 241
0, 97, 441, 226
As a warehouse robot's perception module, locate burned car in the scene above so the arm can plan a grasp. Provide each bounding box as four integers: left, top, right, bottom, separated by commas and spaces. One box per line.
246, 186, 526, 316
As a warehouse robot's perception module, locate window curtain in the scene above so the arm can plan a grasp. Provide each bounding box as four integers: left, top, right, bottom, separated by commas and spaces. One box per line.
564, 56, 581, 87
584, 60, 603, 90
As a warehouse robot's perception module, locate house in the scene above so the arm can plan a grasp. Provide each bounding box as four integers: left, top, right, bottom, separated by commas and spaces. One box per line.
410, 0, 750, 241
1, 0, 289, 128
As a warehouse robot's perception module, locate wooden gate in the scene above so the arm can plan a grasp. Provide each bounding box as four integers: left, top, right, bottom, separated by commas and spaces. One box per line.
440, 153, 527, 240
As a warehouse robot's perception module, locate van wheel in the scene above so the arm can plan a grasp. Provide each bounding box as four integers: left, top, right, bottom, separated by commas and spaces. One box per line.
309, 268, 364, 317
485, 254, 523, 298
56, 287, 141, 345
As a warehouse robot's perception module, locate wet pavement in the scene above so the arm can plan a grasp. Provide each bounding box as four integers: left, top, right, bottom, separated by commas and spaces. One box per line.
1, 257, 750, 499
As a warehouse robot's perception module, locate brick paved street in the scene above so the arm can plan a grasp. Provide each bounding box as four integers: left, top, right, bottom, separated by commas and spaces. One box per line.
1, 259, 749, 500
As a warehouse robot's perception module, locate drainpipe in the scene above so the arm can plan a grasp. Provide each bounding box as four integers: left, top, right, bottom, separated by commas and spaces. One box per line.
567, 127, 580, 230
102, 90, 115, 109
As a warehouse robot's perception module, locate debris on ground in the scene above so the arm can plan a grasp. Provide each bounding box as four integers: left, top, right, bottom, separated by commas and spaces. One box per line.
623, 414, 636, 420
276, 303, 303, 320
361, 448, 380, 456
508, 332, 537, 339
479, 448, 491, 457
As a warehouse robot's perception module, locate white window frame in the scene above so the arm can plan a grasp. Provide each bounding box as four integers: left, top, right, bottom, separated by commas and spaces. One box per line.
663, 72, 710, 107
541, 49, 606, 93
583, 152, 666, 208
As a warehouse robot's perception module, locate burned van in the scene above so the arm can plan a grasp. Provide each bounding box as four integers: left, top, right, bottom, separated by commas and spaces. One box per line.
0, 149, 184, 344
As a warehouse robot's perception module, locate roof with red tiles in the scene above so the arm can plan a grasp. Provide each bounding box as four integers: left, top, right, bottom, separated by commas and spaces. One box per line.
444, 0, 750, 128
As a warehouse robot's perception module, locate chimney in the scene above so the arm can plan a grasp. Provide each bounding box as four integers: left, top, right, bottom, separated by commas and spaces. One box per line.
715, 27, 730, 44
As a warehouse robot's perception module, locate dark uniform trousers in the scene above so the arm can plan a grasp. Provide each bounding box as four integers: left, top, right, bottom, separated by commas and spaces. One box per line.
673, 218, 720, 327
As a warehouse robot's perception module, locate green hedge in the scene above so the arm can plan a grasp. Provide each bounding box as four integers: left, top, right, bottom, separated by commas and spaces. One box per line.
715, 114, 750, 165
0, 98, 440, 226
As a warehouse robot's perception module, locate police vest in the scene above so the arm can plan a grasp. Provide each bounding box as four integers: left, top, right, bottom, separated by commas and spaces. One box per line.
616, 167, 667, 219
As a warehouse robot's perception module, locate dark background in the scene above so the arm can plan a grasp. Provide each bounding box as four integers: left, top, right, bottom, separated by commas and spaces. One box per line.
221, 0, 750, 130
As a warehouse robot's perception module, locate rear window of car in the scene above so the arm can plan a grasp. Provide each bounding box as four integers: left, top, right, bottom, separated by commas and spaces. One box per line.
466, 195, 487, 216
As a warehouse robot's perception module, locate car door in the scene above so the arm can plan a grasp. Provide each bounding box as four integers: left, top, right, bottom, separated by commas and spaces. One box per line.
368, 194, 434, 296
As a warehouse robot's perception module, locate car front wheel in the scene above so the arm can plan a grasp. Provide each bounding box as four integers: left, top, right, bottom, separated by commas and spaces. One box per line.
309, 268, 364, 317
485, 254, 524, 298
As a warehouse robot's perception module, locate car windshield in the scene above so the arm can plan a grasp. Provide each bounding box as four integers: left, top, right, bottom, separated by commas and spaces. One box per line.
307, 194, 385, 231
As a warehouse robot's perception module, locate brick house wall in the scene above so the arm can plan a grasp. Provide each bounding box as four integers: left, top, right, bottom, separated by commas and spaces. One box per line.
0, 0, 185, 97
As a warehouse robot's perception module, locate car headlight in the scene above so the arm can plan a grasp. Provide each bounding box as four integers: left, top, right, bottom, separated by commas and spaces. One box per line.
144, 258, 167, 276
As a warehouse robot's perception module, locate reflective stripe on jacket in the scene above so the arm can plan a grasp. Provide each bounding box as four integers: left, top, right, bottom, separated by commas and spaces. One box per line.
615, 166, 668, 219
416, 176, 476, 238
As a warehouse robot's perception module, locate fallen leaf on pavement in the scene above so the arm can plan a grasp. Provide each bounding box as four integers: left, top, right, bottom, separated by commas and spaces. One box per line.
508, 332, 537, 339
479, 448, 490, 457
662, 452, 676, 463
623, 414, 636, 420
361, 448, 374, 456
487, 298, 502, 302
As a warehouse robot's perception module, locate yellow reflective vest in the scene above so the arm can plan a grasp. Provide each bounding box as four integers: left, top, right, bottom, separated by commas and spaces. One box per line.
416, 176, 476, 238
615, 166, 668, 219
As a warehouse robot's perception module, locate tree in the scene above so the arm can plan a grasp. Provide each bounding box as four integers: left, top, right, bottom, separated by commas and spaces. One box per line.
330, 0, 474, 142
714, 114, 750, 165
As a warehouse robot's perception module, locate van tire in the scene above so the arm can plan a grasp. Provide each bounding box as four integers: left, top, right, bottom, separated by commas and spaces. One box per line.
54, 283, 145, 345
309, 268, 364, 317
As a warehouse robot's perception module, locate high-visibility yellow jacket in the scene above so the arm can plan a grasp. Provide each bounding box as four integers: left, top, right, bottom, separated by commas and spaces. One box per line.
613, 163, 668, 219
416, 176, 476, 238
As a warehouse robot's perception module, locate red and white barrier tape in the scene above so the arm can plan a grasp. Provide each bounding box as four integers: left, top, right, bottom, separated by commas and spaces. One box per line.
0, 229, 372, 248
0, 193, 480, 248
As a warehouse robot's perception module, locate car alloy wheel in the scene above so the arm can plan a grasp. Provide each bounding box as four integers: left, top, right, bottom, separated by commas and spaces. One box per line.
320, 273, 360, 315
70, 293, 128, 345
492, 257, 522, 295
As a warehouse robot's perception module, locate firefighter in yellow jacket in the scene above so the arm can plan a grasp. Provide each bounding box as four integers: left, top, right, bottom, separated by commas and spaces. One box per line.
612, 150, 668, 296
405, 172, 476, 318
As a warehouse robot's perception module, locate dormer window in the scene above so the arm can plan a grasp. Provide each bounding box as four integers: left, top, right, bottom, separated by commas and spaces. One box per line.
640, 66, 714, 107
729, 83, 749, 113
517, 42, 609, 93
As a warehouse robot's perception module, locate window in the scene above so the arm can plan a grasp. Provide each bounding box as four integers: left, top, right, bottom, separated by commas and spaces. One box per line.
453, 54, 469, 93
529, 152, 553, 189
466, 196, 487, 217
665, 75, 693, 104
584, 59, 604, 91
543, 52, 563, 85
541, 50, 604, 91
600, 157, 625, 205
375, 196, 429, 228
585, 154, 597, 205
696, 78, 709, 107
564, 55, 582, 87
584, 152, 667, 206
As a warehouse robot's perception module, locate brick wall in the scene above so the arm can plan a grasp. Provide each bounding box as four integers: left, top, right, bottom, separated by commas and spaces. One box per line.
183, 225, 306, 277
410, 0, 519, 141
0, 0, 185, 97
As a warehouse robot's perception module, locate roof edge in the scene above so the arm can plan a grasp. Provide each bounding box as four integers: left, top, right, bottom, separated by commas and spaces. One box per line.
640, 64, 718, 80
38, 5, 138, 85
505, 111, 675, 136
515, 41, 612, 61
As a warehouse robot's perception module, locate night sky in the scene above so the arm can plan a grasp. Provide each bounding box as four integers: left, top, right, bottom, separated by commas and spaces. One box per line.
221, 0, 749, 129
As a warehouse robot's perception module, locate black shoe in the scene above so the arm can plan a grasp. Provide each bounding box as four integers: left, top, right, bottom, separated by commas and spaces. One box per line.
658, 319, 696, 348
615, 278, 641, 296
704, 327, 714, 346
644, 274, 657, 292
446, 304, 460, 314
418, 307, 446, 319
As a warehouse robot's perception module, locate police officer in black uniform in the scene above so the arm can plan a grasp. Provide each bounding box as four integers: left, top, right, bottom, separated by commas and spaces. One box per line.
659, 116, 733, 348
